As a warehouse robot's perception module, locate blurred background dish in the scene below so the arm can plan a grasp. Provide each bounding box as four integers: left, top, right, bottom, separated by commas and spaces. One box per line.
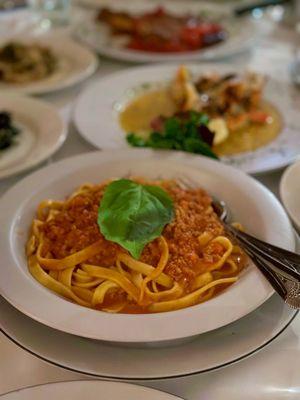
73, 0, 269, 63
74, 63, 300, 174
0, 94, 66, 179
0, 37, 98, 95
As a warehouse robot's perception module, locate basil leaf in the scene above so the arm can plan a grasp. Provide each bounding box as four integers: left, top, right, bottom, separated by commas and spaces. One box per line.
98, 179, 174, 259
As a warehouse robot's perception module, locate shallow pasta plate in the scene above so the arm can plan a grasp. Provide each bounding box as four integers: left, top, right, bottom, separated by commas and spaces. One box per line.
0, 37, 98, 95
0, 94, 66, 179
0, 380, 181, 399
0, 149, 295, 343
73, 0, 267, 63
73, 63, 300, 175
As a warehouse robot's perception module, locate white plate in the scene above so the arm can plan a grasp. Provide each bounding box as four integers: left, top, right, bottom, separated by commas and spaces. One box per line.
0, 292, 297, 379
0, 95, 66, 179
74, 63, 300, 175
0, 37, 98, 95
73, 1, 265, 63
0, 150, 295, 343
280, 160, 300, 231
0, 380, 181, 399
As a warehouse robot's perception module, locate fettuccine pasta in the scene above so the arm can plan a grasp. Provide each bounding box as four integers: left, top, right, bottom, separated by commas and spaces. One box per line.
26, 179, 247, 313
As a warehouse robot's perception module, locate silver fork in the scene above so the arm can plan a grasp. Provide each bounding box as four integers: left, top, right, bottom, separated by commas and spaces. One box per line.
178, 177, 300, 309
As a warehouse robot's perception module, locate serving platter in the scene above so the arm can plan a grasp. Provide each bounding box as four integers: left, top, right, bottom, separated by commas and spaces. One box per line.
0, 149, 295, 344
0, 37, 98, 95
0, 94, 66, 179
74, 63, 300, 175
73, 0, 266, 63
0, 380, 181, 399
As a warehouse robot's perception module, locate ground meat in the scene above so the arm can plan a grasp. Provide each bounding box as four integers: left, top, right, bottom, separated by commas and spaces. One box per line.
40, 181, 225, 290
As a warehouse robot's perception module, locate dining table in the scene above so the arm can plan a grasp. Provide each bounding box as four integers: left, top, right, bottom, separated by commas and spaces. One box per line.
0, 3, 300, 399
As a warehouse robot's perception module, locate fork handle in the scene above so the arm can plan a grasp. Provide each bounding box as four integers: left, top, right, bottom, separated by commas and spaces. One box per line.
230, 228, 300, 268
226, 225, 300, 283
247, 249, 287, 300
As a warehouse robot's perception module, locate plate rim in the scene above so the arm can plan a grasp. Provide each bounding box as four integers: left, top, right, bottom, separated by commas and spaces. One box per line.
279, 159, 300, 230
0, 94, 67, 179
0, 294, 298, 380
0, 379, 183, 399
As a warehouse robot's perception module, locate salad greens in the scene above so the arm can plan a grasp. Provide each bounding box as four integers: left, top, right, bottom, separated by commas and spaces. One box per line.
126, 111, 218, 159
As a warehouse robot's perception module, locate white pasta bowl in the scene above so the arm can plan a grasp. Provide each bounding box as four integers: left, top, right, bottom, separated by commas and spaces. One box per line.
0, 149, 295, 344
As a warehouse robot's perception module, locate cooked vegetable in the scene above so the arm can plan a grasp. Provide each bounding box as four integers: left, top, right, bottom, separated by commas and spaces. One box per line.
126, 111, 218, 159
0, 111, 20, 150
98, 179, 174, 259
208, 118, 229, 145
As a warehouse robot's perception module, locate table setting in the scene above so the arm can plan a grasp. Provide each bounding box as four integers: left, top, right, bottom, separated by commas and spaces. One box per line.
1, 0, 300, 399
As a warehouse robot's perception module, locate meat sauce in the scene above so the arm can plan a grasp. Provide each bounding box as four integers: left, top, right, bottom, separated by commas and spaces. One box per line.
40, 181, 246, 312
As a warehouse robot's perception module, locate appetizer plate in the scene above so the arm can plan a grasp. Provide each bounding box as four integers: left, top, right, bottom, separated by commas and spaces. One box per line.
74, 63, 300, 174
0, 380, 181, 399
0, 95, 66, 179
0, 150, 295, 344
0, 37, 98, 95
0, 291, 297, 379
73, 0, 266, 63
280, 159, 300, 231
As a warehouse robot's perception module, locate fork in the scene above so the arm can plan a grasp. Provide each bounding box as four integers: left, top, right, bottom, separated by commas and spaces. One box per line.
178, 177, 300, 309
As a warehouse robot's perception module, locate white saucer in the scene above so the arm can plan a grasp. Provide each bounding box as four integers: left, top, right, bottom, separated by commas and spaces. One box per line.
0, 291, 297, 380
0, 380, 181, 400
280, 160, 300, 231
0, 94, 66, 179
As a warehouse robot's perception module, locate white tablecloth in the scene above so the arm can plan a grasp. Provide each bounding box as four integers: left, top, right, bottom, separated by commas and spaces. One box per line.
0, 8, 300, 398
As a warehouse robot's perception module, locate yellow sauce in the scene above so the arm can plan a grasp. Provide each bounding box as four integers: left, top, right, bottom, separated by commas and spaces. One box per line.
119, 88, 176, 137
119, 89, 282, 155
214, 102, 282, 156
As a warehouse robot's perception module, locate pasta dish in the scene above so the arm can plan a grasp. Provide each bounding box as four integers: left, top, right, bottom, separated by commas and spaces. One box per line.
26, 178, 247, 314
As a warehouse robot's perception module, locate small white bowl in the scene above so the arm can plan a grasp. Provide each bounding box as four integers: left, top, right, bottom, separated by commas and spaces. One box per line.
280, 159, 300, 231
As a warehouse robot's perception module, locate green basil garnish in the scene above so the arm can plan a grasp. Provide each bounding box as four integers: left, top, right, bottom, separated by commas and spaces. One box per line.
98, 179, 174, 259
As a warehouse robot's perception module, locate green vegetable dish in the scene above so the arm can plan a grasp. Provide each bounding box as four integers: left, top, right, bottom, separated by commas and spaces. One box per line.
0, 111, 20, 151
